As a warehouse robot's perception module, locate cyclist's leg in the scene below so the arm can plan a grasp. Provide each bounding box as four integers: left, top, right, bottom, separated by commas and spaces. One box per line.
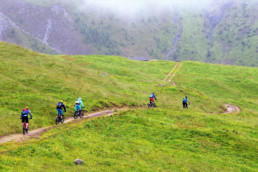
25, 117, 29, 129
22, 117, 25, 128
79, 105, 82, 115
59, 109, 63, 119
56, 109, 59, 119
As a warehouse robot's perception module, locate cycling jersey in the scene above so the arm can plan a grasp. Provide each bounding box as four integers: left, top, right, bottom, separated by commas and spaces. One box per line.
149, 93, 157, 100
20, 109, 32, 121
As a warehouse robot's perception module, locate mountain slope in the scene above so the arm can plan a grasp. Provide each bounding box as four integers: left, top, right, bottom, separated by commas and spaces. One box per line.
0, 0, 257, 66
0, 42, 257, 171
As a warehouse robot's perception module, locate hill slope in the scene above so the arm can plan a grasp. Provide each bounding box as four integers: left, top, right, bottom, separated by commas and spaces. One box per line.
0, 0, 257, 66
0, 42, 257, 171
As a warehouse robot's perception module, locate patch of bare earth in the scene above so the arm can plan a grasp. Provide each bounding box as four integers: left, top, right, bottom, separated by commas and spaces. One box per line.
224, 104, 241, 114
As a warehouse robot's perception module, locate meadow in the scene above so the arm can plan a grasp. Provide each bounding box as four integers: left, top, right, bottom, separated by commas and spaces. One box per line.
0, 41, 257, 171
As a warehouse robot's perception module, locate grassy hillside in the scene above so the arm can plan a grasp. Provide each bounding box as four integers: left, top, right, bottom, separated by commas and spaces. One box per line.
0, 41, 170, 136
174, 62, 258, 112
0, 41, 224, 136
0, 42, 257, 171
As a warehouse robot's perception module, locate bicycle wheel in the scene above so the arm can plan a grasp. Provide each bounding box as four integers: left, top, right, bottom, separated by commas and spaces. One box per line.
62, 115, 65, 123
23, 124, 26, 135
74, 111, 79, 119
56, 117, 59, 125
79, 110, 84, 118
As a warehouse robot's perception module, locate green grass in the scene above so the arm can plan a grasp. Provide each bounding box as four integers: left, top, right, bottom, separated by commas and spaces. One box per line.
0, 41, 257, 171
174, 61, 258, 112
0, 109, 257, 171
0, 41, 176, 136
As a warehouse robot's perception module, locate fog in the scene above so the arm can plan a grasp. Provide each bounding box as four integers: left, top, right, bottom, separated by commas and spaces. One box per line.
81, 0, 224, 15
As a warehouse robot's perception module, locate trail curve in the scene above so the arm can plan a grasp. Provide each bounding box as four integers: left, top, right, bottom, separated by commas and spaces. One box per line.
225, 104, 241, 114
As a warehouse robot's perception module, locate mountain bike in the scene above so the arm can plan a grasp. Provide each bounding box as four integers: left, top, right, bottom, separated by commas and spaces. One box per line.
56, 114, 65, 125
22, 117, 32, 135
148, 101, 156, 108
74, 109, 84, 119
183, 102, 190, 109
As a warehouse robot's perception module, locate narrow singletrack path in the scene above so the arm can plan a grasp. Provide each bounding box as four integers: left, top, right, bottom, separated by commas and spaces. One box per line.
164, 62, 182, 84
0, 109, 125, 144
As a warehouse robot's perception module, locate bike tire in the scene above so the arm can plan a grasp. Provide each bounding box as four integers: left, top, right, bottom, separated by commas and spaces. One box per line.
153, 103, 156, 107
23, 124, 26, 135
74, 111, 79, 119
81, 110, 84, 118
62, 116, 65, 123
56, 118, 59, 125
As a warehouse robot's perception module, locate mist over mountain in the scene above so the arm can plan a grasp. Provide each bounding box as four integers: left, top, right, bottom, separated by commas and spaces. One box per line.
0, 0, 257, 66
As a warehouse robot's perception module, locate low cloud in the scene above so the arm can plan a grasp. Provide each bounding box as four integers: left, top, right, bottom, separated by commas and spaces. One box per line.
81, 0, 217, 15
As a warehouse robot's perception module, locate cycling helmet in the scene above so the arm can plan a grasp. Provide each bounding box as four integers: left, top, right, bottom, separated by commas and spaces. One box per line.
78, 97, 82, 101
25, 106, 29, 109
185, 96, 187, 98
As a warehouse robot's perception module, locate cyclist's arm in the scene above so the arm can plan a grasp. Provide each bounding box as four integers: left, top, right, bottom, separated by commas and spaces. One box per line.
80, 101, 85, 108
63, 104, 66, 112
28, 111, 32, 119
154, 95, 157, 100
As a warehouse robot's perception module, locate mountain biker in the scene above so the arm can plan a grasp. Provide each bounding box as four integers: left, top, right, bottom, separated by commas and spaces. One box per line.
182, 96, 190, 109
56, 100, 66, 120
20, 106, 32, 132
149, 92, 157, 103
75, 97, 85, 113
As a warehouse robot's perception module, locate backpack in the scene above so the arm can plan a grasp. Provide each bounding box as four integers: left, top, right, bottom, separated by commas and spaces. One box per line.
57, 102, 62, 108
21, 109, 28, 116
150, 94, 153, 98
183, 98, 187, 103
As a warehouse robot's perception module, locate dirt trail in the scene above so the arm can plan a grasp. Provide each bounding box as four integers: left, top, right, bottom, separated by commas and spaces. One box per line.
164, 62, 182, 85
0, 109, 123, 144
225, 104, 241, 114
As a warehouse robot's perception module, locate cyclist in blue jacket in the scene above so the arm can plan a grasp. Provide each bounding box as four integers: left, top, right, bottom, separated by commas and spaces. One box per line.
56, 100, 66, 120
149, 92, 157, 103
75, 97, 85, 113
182, 96, 190, 109
20, 106, 32, 132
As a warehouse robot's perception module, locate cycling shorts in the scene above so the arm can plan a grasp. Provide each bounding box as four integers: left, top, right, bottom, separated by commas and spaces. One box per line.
22, 116, 29, 123
149, 97, 154, 102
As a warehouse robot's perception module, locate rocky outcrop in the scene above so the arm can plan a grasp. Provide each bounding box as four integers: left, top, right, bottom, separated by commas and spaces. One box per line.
0, 0, 91, 55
